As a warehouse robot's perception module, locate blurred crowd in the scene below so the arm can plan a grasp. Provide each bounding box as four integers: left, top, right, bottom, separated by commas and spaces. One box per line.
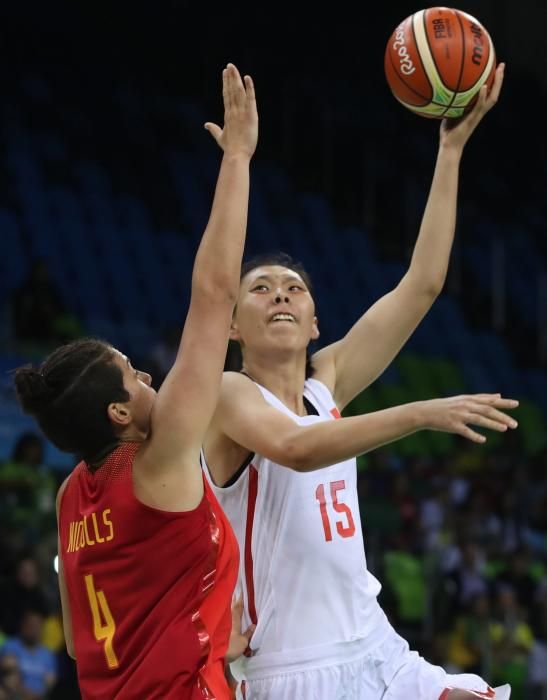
1, 421, 546, 698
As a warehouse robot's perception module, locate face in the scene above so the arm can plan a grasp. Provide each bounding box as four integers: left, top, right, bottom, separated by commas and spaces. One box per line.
20, 612, 43, 646
233, 266, 319, 357
17, 559, 38, 588
110, 351, 156, 435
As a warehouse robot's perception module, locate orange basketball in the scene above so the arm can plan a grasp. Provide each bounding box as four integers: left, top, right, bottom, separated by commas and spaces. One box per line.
384, 7, 496, 118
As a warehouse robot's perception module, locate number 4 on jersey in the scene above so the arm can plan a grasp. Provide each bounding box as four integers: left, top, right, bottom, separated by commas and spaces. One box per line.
315, 480, 356, 542
84, 574, 119, 669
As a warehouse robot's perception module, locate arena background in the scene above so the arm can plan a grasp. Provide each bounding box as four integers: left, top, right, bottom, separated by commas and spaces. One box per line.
0, 1, 546, 698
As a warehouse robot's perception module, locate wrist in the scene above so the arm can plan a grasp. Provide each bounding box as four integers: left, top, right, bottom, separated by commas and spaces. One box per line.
409, 401, 430, 431
223, 150, 253, 164
438, 143, 463, 164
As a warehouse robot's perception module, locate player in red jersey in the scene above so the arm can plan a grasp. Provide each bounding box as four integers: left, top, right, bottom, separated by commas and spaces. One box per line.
14, 63, 258, 700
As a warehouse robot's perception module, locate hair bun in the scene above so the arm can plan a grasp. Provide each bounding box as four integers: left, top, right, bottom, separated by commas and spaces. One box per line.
14, 367, 51, 413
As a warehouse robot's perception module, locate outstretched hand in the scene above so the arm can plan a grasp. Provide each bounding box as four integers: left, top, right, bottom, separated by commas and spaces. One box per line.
226, 594, 255, 663
439, 62, 505, 152
205, 63, 258, 160
421, 393, 518, 444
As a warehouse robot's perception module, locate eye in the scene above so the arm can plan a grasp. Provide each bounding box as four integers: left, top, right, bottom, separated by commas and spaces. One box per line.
289, 285, 304, 292
251, 284, 268, 292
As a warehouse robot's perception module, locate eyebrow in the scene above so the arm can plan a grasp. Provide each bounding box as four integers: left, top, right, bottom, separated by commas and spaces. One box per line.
252, 274, 305, 285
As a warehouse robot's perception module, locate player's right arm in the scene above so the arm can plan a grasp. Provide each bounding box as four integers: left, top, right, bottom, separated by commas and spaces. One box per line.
135, 64, 258, 511
56, 478, 75, 660
207, 373, 518, 478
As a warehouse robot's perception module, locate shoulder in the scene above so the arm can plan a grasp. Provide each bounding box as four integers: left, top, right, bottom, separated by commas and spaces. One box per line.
55, 474, 72, 517
1, 637, 19, 653
219, 371, 263, 403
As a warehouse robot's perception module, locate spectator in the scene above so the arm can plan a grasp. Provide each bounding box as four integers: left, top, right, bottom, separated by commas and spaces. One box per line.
0, 654, 24, 700
11, 259, 81, 346
498, 548, 539, 610
447, 593, 494, 679
0, 559, 48, 636
0, 611, 57, 699
490, 584, 534, 697
0, 433, 56, 537
528, 599, 547, 697
448, 541, 489, 613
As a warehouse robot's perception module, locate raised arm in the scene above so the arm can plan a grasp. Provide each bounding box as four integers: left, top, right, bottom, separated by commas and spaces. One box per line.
207, 373, 517, 477
313, 64, 505, 411
137, 64, 258, 510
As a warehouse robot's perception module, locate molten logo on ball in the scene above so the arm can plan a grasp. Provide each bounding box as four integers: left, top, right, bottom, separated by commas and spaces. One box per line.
470, 23, 484, 66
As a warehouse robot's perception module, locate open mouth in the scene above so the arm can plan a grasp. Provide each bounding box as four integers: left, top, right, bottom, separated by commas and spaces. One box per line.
269, 313, 296, 323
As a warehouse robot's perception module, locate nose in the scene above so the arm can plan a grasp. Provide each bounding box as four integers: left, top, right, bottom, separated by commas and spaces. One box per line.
274, 289, 289, 304
139, 371, 153, 386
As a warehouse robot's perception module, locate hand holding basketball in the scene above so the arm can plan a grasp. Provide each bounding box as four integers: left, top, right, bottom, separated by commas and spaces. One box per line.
439, 62, 504, 151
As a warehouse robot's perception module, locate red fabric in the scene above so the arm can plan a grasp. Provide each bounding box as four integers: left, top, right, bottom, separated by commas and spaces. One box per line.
59, 443, 238, 699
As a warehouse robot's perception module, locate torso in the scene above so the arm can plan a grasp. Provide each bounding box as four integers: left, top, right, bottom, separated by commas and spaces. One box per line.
202, 379, 388, 679
59, 442, 238, 700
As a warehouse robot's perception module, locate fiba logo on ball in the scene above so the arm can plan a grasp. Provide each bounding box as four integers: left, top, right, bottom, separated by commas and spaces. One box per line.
384, 7, 496, 118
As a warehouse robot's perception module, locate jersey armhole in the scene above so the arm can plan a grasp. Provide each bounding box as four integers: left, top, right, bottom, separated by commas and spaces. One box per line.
222, 451, 255, 488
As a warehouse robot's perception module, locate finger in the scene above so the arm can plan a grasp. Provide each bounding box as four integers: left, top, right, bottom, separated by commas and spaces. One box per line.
459, 425, 487, 443
487, 62, 505, 106
242, 624, 256, 641
231, 593, 244, 611
225, 63, 239, 111
476, 405, 518, 427
465, 401, 519, 427
244, 75, 256, 103
204, 122, 223, 144
471, 394, 519, 409
227, 63, 246, 102
466, 412, 511, 432
221, 68, 230, 111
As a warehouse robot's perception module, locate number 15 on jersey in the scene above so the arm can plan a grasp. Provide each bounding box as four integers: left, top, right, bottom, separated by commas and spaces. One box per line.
315, 480, 356, 542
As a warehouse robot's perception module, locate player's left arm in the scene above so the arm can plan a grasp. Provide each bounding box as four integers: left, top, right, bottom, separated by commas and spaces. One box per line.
313, 64, 505, 411
56, 478, 76, 660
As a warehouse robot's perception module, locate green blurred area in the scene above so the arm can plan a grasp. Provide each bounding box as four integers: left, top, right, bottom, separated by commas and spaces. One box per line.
343, 352, 547, 467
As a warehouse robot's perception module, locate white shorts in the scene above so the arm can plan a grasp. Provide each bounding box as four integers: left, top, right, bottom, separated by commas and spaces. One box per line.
235, 628, 495, 700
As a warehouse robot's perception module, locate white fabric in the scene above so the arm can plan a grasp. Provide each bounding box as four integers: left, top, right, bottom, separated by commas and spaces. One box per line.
234, 626, 501, 700
202, 378, 387, 675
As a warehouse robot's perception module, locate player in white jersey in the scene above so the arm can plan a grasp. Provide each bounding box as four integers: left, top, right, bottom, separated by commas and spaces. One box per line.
203, 65, 513, 699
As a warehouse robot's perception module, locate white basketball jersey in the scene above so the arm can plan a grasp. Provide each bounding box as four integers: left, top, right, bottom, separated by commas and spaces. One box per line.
202, 378, 390, 677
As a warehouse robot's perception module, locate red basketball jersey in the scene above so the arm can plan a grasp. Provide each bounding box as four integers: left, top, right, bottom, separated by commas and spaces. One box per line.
59, 442, 238, 699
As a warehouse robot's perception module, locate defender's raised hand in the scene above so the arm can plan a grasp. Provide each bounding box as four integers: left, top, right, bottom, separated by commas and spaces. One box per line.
205, 63, 258, 159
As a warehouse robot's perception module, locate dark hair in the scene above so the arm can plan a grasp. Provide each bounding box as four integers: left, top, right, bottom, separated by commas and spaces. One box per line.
237, 252, 316, 378
14, 339, 129, 463
240, 252, 314, 296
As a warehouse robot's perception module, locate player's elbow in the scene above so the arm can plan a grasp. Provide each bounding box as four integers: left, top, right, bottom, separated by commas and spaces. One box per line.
66, 642, 76, 660
405, 270, 445, 300
277, 438, 312, 472
424, 276, 445, 299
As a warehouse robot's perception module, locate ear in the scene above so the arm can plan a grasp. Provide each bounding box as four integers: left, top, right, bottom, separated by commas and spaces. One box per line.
229, 319, 241, 342
107, 402, 132, 427
311, 316, 320, 341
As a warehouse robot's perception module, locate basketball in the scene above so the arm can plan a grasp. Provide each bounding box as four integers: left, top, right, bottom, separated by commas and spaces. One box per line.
384, 7, 496, 118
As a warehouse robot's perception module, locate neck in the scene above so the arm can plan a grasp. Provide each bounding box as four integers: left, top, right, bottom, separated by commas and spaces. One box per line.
242, 350, 308, 416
